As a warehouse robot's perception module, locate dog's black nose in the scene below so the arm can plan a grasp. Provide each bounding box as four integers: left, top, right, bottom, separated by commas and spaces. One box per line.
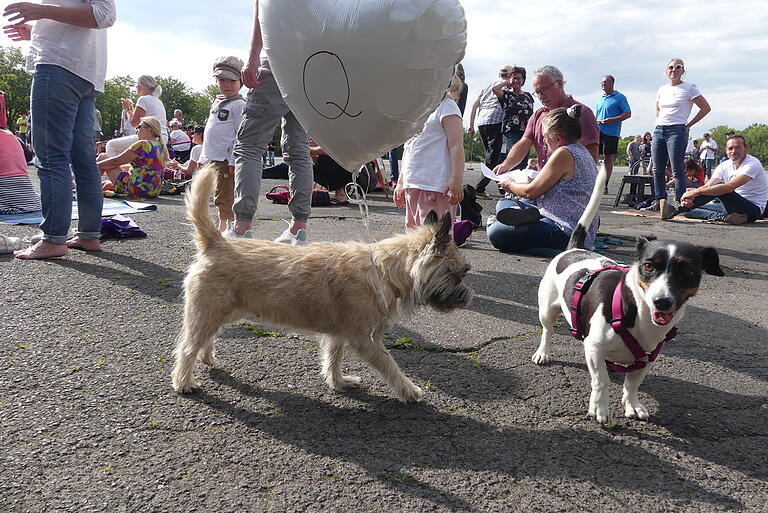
653, 297, 674, 311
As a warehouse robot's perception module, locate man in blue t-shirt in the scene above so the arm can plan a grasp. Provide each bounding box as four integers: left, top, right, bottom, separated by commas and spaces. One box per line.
596, 75, 631, 187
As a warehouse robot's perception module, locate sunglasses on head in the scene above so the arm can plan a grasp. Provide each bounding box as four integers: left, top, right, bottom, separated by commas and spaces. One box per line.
667, 64, 683, 71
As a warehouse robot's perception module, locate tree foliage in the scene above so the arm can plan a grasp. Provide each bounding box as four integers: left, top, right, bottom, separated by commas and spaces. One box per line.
0, 46, 33, 128
95, 75, 133, 136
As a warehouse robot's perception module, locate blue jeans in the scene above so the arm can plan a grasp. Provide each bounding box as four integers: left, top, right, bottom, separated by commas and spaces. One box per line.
388, 148, 399, 182
31, 64, 102, 244
702, 158, 715, 178
487, 198, 569, 253
681, 192, 762, 222
651, 124, 687, 201
503, 131, 526, 170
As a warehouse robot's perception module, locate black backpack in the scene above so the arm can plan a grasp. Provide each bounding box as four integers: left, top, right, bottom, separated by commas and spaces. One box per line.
460, 184, 483, 227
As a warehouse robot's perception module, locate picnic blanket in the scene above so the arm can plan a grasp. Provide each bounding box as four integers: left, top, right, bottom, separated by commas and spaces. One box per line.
0, 199, 157, 225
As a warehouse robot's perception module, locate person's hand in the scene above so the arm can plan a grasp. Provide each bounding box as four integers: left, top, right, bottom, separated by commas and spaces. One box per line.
3, 22, 31, 41
242, 60, 261, 89
467, 127, 474, 137
3, 3, 46, 25
120, 98, 133, 110
498, 176, 515, 192
446, 178, 463, 205
680, 189, 697, 207
493, 162, 511, 175
393, 184, 405, 208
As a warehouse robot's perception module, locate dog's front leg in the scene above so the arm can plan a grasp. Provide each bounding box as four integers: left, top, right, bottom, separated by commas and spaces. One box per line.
584, 341, 610, 424
532, 300, 560, 365
321, 336, 361, 391
622, 364, 653, 421
349, 333, 423, 402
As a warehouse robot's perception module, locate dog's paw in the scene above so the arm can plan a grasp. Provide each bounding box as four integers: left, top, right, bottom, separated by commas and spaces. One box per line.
531, 349, 551, 365
172, 380, 200, 394
197, 353, 218, 367
588, 404, 610, 425
327, 374, 361, 391
396, 384, 424, 403
623, 401, 650, 421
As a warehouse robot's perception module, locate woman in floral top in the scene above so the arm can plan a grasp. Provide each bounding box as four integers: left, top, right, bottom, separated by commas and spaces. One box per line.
492, 66, 534, 171
98, 116, 168, 198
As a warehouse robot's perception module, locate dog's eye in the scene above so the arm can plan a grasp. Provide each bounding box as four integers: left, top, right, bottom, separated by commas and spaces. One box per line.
643, 263, 655, 273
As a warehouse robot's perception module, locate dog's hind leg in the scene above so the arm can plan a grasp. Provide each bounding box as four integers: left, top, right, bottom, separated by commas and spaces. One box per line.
321, 335, 361, 391
622, 364, 653, 421
171, 303, 226, 393
349, 333, 423, 402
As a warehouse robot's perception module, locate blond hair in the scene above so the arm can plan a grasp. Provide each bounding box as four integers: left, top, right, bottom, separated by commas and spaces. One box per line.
140, 116, 170, 164
446, 72, 463, 102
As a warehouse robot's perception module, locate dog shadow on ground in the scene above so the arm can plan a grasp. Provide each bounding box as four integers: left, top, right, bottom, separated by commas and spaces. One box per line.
462, 269, 542, 324
185, 371, 743, 512
52, 250, 185, 302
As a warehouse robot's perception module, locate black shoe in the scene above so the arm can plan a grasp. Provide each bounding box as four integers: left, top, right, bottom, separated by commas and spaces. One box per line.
496, 207, 542, 226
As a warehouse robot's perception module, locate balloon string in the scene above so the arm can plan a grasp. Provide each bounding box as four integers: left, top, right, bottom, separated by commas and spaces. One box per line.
348, 168, 391, 353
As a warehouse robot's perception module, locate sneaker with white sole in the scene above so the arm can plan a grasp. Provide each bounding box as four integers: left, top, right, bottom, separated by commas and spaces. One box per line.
486, 214, 497, 227
0, 235, 25, 254
222, 221, 253, 239
274, 227, 308, 246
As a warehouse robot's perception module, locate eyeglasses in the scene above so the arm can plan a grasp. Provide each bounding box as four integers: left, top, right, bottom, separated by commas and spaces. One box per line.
667, 64, 683, 71
534, 80, 560, 96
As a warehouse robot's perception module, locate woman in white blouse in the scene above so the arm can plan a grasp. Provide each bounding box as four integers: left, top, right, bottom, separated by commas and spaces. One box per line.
653, 58, 711, 218
105, 75, 168, 157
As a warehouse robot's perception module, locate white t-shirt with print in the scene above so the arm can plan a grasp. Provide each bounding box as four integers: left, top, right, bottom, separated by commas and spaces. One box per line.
200, 96, 246, 164
136, 95, 168, 138
655, 82, 701, 126
401, 97, 462, 193
699, 138, 717, 160
711, 155, 768, 211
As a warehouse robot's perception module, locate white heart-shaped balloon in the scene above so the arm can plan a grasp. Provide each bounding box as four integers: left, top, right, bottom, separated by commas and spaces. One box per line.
261, 0, 467, 171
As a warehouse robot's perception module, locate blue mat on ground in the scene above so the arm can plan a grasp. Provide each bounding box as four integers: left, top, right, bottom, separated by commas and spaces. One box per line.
0, 199, 157, 225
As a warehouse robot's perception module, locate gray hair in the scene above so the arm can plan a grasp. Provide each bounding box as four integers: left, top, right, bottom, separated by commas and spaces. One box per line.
534, 65, 565, 85
138, 75, 163, 98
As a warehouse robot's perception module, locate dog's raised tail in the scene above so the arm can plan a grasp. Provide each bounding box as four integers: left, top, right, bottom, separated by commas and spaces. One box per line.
567, 162, 608, 250
185, 164, 223, 251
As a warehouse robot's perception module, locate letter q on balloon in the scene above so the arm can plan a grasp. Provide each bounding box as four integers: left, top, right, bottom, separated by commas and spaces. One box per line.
260, 0, 467, 171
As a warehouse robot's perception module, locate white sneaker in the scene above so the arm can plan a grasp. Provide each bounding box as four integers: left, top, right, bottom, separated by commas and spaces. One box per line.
0, 235, 24, 254
222, 221, 253, 239
486, 214, 497, 227
274, 227, 308, 246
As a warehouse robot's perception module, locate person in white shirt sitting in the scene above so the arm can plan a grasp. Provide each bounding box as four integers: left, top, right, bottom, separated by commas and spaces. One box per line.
168, 120, 191, 163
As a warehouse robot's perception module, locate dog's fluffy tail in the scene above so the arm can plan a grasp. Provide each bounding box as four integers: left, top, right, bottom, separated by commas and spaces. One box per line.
567, 162, 608, 250
185, 164, 223, 251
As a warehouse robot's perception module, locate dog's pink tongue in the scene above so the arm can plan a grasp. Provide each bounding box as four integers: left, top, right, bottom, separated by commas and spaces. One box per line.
653, 311, 674, 325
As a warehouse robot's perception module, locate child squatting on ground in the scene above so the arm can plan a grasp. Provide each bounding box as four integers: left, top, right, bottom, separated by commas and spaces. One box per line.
394, 72, 465, 229
200, 56, 246, 232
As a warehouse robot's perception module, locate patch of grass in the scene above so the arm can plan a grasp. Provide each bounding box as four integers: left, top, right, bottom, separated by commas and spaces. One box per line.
392, 475, 409, 484
424, 380, 433, 389
157, 278, 173, 287
95, 358, 107, 367
469, 351, 481, 368
149, 419, 160, 429
17, 342, 34, 349
70, 365, 82, 372
387, 337, 421, 350
156, 353, 168, 361
240, 322, 279, 337
98, 463, 113, 473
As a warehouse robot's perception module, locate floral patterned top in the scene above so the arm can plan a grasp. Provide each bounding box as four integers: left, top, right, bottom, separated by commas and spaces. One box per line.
499, 90, 534, 135
113, 140, 166, 198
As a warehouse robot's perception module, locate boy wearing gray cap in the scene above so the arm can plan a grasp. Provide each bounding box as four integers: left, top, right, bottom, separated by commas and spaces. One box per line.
200, 56, 246, 232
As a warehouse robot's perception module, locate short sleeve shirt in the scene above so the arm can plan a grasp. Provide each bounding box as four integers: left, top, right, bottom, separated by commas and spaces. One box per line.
523, 95, 600, 169
129, 140, 166, 175
475, 81, 505, 126
711, 155, 768, 211
201, 96, 246, 164
596, 91, 631, 137
656, 82, 701, 126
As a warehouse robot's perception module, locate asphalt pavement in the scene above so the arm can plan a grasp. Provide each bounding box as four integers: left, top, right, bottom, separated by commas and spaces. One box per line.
1, 165, 766, 512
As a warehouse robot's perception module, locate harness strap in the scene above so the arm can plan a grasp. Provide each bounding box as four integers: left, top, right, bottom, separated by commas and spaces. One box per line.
569, 264, 677, 373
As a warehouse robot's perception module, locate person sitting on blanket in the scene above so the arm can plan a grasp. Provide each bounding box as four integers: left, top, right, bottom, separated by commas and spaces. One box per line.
0, 128, 41, 214
97, 116, 169, 198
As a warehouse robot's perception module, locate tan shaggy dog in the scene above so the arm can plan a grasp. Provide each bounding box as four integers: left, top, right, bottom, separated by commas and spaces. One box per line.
171, 164, 473, 401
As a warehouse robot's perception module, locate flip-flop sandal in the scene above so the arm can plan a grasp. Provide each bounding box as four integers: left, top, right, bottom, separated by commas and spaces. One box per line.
329, 198, 350, 206
496, 207, 542, 226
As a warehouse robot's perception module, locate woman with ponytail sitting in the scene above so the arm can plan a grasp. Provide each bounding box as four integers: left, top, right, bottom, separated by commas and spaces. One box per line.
486, 104, 599, 253
98, 116, 168, 198
104, 75, 168, 157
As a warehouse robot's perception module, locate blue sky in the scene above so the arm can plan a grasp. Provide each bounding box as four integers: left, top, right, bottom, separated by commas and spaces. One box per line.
4, 0, 767, 139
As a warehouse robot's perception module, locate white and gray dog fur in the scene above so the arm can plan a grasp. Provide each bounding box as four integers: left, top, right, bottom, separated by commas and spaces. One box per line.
533, 165, 724, 423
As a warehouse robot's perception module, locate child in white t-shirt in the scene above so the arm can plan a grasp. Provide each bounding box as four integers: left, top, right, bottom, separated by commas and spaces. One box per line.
200, 56, 246, 232
394, 73, 465, 229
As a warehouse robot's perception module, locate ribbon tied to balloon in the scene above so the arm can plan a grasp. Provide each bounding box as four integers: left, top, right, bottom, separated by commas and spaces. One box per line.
260, 0, 467, 172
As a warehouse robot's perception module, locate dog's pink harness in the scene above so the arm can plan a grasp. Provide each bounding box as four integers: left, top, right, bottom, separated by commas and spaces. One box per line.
569, 265, 677, 373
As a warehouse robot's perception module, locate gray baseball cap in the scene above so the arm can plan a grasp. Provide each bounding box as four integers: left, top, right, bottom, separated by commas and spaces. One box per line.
213, 56, 244, 81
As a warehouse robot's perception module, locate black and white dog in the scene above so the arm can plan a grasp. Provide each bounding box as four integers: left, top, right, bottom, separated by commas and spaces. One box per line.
533, 166, 724, 424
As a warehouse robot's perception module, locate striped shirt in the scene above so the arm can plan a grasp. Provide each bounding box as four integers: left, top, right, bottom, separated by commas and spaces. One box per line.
0, 176, 41, 214
27, 0, 116, 92
475, 80, 506, 126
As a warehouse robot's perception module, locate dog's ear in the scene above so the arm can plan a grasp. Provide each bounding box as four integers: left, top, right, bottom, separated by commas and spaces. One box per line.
424, 210, 439, 226
432, 212, 453, 251
700, 246, 725, 276
635, 236, 651, 255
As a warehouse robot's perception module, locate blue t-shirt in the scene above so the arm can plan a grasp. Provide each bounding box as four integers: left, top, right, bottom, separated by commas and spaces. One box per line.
596, 91, 631, 137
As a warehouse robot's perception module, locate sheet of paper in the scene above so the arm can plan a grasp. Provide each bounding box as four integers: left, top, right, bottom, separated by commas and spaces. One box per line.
480, 163, 535, 184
